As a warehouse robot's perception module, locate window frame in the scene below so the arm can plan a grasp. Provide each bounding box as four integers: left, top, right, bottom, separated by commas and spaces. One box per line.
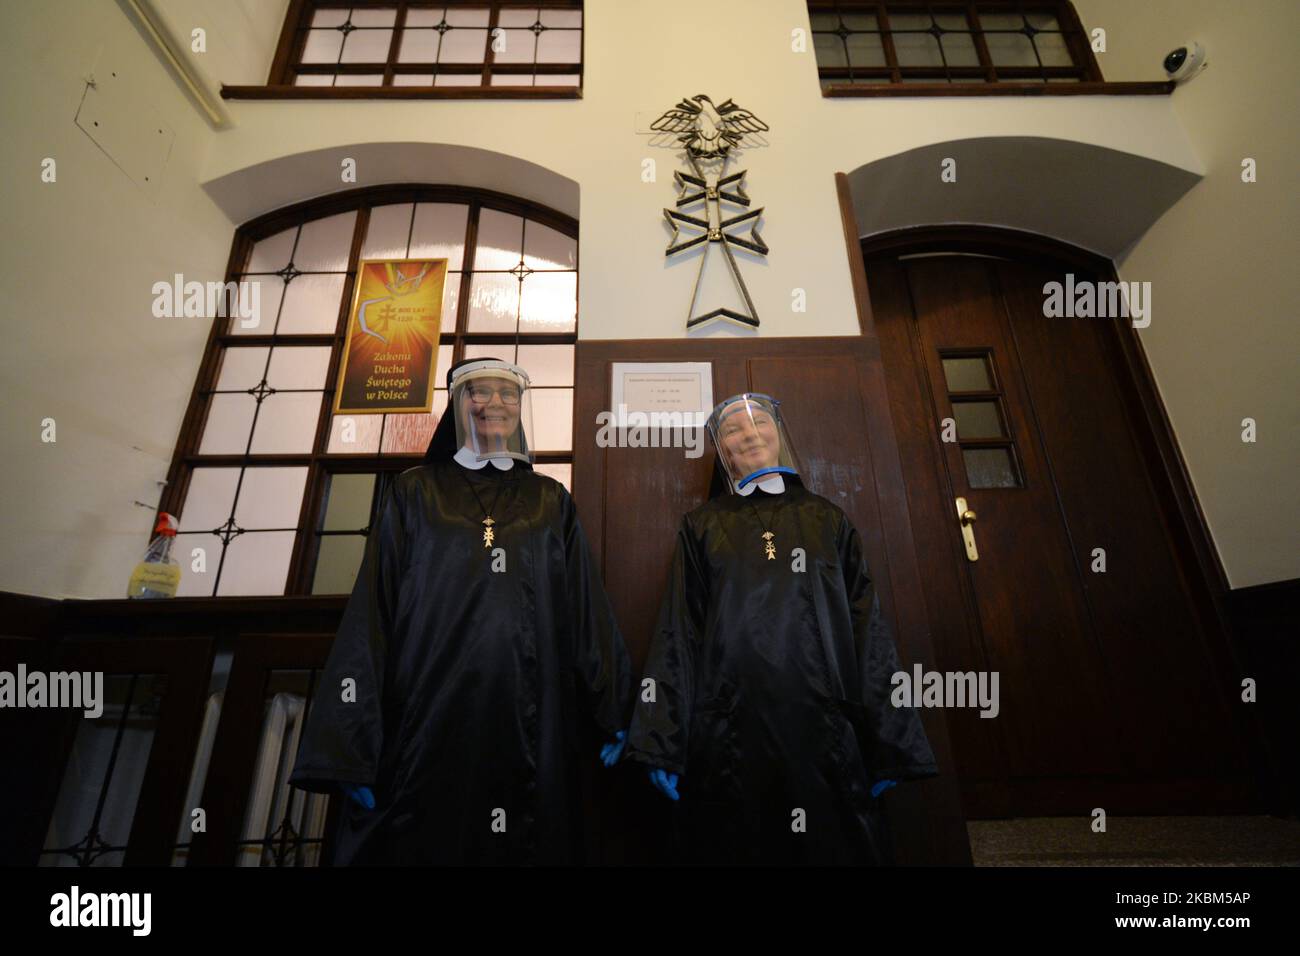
808, 0, 1171, 97
222, 0, 584, 100
159, 184, 579, 597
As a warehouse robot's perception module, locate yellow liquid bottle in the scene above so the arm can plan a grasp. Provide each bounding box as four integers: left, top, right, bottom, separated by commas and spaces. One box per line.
127, 513, 182, 599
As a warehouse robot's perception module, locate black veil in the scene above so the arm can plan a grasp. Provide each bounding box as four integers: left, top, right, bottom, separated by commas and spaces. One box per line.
707, 455, 731, 499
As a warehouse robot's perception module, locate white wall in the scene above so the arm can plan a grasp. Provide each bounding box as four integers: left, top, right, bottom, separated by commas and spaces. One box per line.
0, 0, 235, 599
1076, 0, 1300, 588
1, 0, 1293, 596
198, 1, 1204, 344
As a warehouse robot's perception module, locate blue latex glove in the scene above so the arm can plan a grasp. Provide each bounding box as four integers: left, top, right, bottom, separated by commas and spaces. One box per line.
648, 768, 680, 801
342, 784, 375, 810
599, 730, 626, 768
871, 779, 897, 799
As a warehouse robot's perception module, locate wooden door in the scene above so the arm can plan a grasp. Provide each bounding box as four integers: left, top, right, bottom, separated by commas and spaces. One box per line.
866, 250, 1256, 817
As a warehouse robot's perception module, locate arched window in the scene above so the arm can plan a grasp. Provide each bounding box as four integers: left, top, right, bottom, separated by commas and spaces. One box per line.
162, 186, 578, 597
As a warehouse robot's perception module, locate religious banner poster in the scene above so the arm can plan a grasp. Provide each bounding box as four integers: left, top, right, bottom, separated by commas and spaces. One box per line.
333, 258, 448, 414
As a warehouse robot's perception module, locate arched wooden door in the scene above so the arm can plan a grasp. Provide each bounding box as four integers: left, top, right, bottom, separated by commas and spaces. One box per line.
863, 228, 1259, 818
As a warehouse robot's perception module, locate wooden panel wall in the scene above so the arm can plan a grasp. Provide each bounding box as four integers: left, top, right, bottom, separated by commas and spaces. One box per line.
573, 336, 972, 864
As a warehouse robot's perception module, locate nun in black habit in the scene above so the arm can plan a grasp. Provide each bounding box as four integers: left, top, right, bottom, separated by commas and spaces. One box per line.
290, 357, 632, 865
622, 393, 939, 865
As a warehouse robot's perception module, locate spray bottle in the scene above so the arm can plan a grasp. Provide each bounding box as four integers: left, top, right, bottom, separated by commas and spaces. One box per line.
127, 513, 181, 599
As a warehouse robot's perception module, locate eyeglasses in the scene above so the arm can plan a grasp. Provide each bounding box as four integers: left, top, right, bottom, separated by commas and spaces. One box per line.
466, 384, 522, 406
720, 413, 774, 436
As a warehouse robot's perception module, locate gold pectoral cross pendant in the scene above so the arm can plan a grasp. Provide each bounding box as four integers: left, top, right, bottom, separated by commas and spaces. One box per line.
482, 517, 495, 549
762, 530, 776, 560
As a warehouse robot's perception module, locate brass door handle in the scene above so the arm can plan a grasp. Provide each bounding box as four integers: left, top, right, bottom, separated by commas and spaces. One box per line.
956, 497, 979, 562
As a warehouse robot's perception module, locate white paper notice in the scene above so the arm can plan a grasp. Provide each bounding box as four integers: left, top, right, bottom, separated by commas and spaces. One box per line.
610, 362, 714, 427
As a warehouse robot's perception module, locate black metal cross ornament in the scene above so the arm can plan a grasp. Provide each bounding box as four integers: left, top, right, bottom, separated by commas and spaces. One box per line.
651, 95, 770, 330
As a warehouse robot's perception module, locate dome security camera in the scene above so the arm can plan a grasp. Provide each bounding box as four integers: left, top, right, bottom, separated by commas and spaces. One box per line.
1164, 42, 1207, 82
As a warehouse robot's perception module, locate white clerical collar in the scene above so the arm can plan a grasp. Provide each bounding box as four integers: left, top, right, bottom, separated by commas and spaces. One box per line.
736, 473, 786, 496
454, 445, 514, 471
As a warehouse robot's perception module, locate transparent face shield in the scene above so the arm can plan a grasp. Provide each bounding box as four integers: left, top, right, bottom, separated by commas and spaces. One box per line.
449, 360, 534, 464
706, 393, 801, 493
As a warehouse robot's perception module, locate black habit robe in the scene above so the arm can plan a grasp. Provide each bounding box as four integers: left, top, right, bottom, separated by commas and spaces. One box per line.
290, 450, 631, 865
623, 471, 938, 864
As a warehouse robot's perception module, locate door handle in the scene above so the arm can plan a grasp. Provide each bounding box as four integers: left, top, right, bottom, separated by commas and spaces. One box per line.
955, 496, 979, 562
